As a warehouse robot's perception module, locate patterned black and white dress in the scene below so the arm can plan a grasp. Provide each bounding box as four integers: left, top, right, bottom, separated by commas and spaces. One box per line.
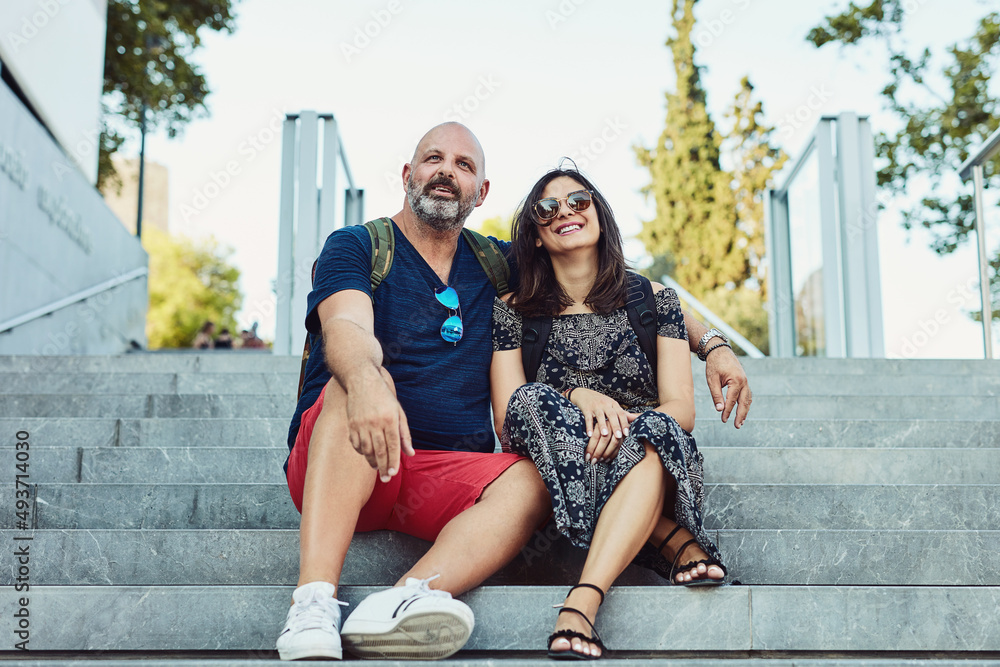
492, 288, 724, 578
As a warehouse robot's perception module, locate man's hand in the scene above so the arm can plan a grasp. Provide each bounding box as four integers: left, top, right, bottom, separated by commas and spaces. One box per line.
705, 347, 752, 428
344, 370, 415, 482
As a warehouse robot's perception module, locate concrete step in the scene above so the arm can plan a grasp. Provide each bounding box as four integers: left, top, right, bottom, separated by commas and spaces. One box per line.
0, 353, 299, 374
3, 529, 997, 587
4, 393, 999, 419
14, 585, 1000, 651
0, 418, 290, 448
3, 354, 999, 376
8, 483, 996, 531
6, 661, 1000, 667
7, 417, 999, 449
4, 372, 999, 397
19, 446, 1000, 485
705, 447, 1000, 484
0, 372, 299, 395
732, 357, 1000, 376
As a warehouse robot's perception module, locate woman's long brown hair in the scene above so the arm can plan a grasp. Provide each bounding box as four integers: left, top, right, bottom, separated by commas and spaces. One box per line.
508, 168, 628, 318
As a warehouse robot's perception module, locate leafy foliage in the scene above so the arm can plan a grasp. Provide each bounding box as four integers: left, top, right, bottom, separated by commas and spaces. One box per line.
473, 214, 513, 242
807, 1, 1000, 321
636, 0, 785, 354
144, 227, 242, 348
100, 0, 238, 189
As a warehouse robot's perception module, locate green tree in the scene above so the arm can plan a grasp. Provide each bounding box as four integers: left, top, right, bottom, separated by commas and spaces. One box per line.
100, 0, 239, 189
636, 0, 740, 293
144, 227, 243, 348
636, 0, 785, 354
807, 2, 1000, 318
474, 214, 513, 242
724, 77, 788, 302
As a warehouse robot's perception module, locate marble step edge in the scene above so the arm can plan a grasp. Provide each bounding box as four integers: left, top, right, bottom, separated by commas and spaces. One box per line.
11, 585, 1000, 652
7, 661, 1000, 667
2, 528, 998, 588
3, 395, 997, 420
4, 372, 1000, 396
5, 417, 998, 449
8, 483, 999, 532
19, 446, 1000, 486
4, 354, 998, 373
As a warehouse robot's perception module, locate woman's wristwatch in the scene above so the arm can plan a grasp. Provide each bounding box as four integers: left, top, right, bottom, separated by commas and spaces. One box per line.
696, 328, 731, 361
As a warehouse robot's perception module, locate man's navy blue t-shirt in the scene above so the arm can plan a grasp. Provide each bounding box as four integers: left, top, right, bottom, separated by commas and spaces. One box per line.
286, 220, 514, 467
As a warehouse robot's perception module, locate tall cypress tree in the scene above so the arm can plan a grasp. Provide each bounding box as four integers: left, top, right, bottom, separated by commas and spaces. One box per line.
637, 0, 785, 353
636, 0, 741, 294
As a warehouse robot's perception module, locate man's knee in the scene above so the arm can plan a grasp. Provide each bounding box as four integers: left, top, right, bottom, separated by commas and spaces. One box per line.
308, 379, 359, 458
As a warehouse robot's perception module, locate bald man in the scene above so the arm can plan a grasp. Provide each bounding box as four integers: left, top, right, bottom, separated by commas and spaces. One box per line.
277, 123, 551, 661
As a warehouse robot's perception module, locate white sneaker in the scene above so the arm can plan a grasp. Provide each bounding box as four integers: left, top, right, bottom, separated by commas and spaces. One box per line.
276, 581, 349, 661
340, 575, 474, 660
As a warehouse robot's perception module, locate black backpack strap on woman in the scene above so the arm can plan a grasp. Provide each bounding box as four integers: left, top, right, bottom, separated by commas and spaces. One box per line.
625, 271, 658, 372
520, 272, 659, 382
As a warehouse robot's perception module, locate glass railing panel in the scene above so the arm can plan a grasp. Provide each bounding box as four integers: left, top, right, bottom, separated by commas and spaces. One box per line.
786, 149, 825, 356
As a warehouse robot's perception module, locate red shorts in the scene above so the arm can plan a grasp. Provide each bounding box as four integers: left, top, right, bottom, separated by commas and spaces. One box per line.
287, 385, 528, 542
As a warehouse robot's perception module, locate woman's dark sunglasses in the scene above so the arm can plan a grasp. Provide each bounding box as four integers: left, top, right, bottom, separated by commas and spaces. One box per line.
532, 190, 594, 225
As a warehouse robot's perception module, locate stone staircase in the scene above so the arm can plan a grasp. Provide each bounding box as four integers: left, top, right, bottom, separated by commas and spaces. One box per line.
1, 353, 999, 664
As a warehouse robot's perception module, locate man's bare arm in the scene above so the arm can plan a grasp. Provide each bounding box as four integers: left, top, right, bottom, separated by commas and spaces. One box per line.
681, 309, 753, 429
317, 290, 414, 480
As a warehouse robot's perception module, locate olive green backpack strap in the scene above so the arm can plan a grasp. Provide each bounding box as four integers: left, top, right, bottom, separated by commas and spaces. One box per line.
461, 228, 511, 296
365, 217, 395, 295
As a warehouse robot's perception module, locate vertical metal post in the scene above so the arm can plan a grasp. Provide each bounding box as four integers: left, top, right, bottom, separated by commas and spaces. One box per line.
765, 189, 794, 356
835, 113, 884, 357
136, 103, 147, 238
972, 164, 994, 359
836, 113, 866, 356
291, 111, 319, 358
857, 117, 884, 357
355, 189, 365, 226
319, 116, 340, 241
817, 119, 845, 357
274, 116, 298, 355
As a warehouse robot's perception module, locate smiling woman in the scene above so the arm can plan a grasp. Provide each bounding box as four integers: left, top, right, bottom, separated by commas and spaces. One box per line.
489, 166, 727, 660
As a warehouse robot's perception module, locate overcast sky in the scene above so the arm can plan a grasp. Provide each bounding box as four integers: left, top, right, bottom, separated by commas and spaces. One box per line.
135, 0, 997, 357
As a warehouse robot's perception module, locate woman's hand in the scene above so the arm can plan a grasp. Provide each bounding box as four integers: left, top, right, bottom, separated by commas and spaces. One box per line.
567, 387, 636, 463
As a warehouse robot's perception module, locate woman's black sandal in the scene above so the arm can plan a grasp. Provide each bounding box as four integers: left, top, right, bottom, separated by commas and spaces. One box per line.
547, 583, 608, 660
658, 526, 727, 587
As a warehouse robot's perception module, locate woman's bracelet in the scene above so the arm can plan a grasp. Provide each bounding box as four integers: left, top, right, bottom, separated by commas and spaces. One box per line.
563, 386, 578, 402
703, 341, 732, 360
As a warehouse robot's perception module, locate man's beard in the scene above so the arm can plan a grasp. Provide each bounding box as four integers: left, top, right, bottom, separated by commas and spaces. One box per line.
406, 176, 476, 232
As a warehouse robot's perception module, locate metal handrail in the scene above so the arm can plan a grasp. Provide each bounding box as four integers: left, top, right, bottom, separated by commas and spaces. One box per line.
291, 112, 363, 208
957, 125, 999, 359
0, 267, 148, 334
959, 125, 1000, 180
659, 275, 765, 358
